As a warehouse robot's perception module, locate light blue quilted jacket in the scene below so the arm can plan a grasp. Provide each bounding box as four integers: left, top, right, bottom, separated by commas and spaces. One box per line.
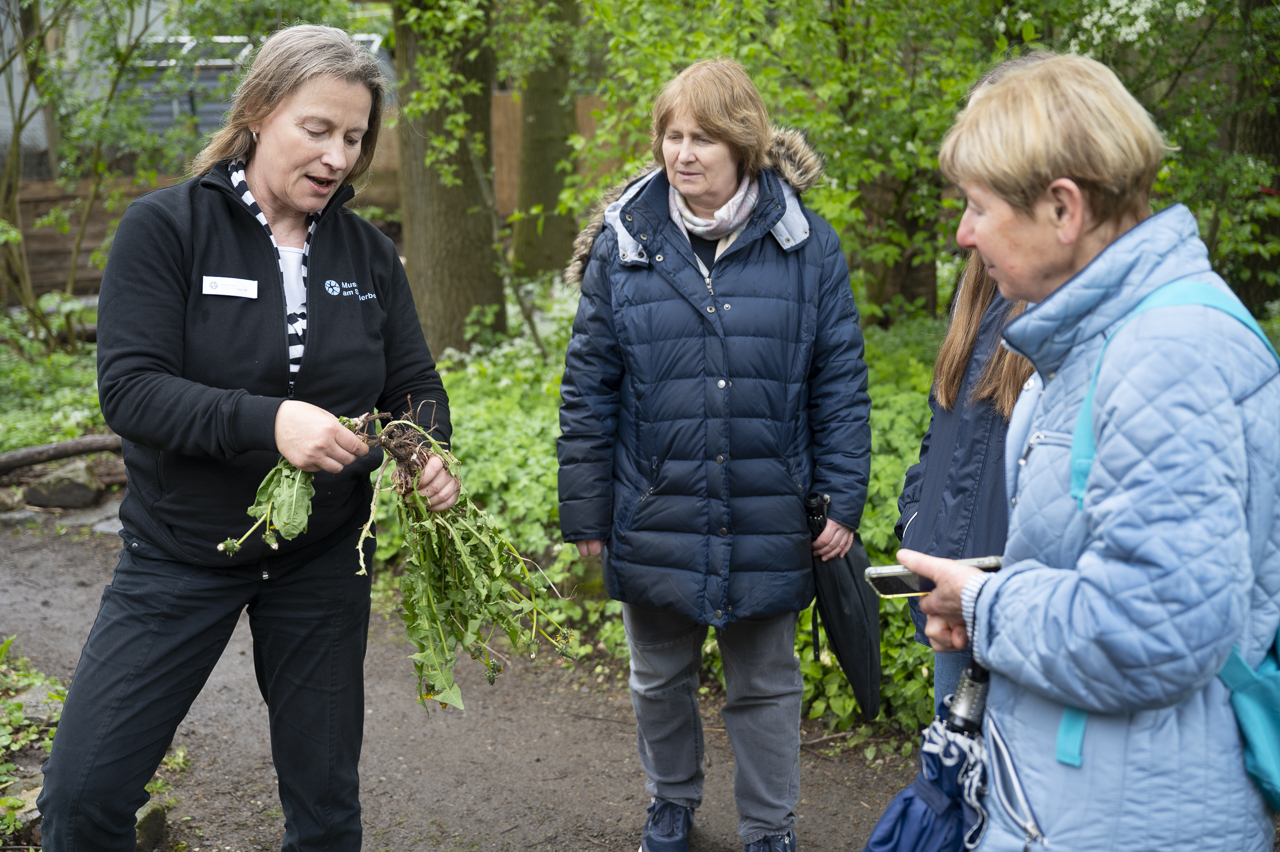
969, 204, 1280, 851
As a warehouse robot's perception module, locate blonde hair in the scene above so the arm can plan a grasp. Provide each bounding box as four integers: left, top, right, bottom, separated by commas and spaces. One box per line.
651, 59, 771, 179
939, 54, 1172, 227
190, 25, 387, 183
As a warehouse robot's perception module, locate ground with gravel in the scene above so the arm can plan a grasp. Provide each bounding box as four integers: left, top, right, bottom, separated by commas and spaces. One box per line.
1, 517, 915, 851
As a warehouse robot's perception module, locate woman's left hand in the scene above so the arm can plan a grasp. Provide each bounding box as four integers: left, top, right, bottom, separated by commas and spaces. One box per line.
416, 454, 460, 512
898, 549, 982, 653
812, 519, 855, 562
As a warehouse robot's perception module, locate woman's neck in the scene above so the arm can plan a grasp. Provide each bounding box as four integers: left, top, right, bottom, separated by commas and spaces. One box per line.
243, 162, 309, 248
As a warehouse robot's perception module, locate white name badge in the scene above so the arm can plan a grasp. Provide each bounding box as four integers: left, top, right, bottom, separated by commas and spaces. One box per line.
202, 276, 258, 299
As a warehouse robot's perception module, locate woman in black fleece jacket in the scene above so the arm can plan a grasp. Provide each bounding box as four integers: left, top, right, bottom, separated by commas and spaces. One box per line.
37, 26, 455, 852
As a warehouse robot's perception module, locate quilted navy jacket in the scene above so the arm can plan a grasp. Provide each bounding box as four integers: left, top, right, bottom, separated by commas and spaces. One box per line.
970, 205, 1280, 851
557, 132, 872, 628
896, 291, 1015, 644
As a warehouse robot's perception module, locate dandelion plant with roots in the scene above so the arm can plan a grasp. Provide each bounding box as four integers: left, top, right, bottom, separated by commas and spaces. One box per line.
220, 411, 574, 711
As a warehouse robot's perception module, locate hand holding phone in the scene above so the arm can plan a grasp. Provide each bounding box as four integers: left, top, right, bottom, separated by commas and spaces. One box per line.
863, 555, 1002, 598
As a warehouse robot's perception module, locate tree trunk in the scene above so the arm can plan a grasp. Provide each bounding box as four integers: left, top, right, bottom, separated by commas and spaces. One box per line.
512, 0, 579, 275
860, 173, 938, 323
394, 0, 506, 357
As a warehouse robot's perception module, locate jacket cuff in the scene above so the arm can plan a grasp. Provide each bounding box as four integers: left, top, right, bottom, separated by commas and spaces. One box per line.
961, 572, 991, 651
232, 394, 285, 454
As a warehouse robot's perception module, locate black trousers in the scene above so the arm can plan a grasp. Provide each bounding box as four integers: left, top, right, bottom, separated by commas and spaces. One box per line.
38, 524, 372, 852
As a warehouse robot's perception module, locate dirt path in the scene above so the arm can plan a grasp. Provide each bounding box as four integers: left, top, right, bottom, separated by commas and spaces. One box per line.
1, 520, 914, 851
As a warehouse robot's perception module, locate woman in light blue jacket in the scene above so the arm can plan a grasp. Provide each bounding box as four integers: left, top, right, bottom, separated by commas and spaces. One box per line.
901, 54, 1280, 851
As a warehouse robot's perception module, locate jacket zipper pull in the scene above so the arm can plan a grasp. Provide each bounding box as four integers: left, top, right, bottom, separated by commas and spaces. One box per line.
1019, 432, 1044, 465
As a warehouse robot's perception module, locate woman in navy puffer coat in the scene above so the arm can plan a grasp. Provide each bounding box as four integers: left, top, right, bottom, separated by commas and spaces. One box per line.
558, 60, 870, 852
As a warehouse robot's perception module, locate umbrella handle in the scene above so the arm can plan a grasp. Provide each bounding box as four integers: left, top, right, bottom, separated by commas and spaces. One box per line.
804, 492, 829, 540
947, 663, 990, 735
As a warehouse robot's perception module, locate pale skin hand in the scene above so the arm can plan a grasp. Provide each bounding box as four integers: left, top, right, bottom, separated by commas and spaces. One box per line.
575, 518, 854, 561
415, 454, 460, 513
813, 518, 854, 562
897, 548, 983, 653
274, 400, 459, 513
274, 400, 369, 474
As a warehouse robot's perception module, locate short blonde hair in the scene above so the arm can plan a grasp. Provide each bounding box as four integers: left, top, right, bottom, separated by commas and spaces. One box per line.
651, 59, 771, 178
191, 25, 387, 184
939, 54, 1172, 226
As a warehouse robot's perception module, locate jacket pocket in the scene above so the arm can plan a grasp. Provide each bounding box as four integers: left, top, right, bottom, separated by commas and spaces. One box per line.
616, 457, 661, 533
985, 715, 1047, 848
1018, 429, 1072, 461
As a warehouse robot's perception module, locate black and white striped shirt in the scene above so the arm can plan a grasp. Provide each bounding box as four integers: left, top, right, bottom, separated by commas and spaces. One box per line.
228, 160, 317, 387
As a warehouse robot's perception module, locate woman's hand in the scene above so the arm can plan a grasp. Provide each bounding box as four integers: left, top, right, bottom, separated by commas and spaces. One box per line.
898, 549, 983, 653
576, 539, 604, 558
416, 454, 460, 512
274, 400, 368, 473
812, 518, 855, 562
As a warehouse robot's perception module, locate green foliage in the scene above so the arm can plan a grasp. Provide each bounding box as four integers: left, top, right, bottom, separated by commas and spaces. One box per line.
0, 344, 104, 454
860, 317, 946, 564
393, 0, 493, 189
374, 427, 573, 711
161, 745, 192, 774
439, 284, 576, 564
170, 0, 351, 42
563, 0, 1279, 312
0, 636, 64, 792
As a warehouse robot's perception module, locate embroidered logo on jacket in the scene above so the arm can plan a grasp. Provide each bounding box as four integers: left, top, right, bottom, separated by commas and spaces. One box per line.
324, 279, 377, 301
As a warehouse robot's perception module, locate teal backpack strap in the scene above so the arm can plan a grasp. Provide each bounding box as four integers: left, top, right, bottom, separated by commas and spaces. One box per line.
1220, 646, 1258, 692
1055, 706, 1089, 767
1069, 281, 1279, 510
1058, 281, 1280, 767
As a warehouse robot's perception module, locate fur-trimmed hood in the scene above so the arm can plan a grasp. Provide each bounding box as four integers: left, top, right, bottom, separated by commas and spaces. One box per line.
564, 126, 825, 287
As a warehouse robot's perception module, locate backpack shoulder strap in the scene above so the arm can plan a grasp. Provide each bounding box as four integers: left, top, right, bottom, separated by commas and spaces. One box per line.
1069, 281, 1279, 510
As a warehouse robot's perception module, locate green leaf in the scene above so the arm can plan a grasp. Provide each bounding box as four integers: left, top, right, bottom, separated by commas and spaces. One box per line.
1021, 21, 1036, 44
246, 463, 284, 522
271, 463, 315, 540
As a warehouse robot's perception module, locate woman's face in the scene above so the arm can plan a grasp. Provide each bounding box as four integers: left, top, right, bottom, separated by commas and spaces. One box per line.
955, 180, 1085, 304
247, 75, 372, 221
662, 110, 740, 218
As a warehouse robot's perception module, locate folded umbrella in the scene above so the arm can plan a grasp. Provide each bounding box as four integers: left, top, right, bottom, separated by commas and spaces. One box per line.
861, 665, 991, 852
807, 493, 881, 722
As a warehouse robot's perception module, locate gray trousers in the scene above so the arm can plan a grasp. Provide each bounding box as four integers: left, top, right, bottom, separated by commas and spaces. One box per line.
623, 603, 802, 844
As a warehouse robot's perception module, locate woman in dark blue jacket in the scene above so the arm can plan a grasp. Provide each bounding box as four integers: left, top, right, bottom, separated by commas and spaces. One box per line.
557, 60, 870, 852
896, 261, 1029, 711
895, 54, 1045, 714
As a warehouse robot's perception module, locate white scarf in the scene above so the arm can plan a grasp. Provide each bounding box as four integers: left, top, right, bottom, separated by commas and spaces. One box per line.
668, 173, 760, 242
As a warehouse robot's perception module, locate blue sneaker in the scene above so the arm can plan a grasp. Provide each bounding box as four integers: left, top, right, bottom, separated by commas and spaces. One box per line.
744, 830, 797, 852
638, 798, 694, 852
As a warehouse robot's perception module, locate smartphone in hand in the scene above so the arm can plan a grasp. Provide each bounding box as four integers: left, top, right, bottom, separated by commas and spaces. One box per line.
863, 555, 1002, 598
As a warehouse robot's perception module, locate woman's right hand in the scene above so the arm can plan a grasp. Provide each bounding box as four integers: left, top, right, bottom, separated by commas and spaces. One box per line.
274, 400, 369, 473
576, 539, 604, 558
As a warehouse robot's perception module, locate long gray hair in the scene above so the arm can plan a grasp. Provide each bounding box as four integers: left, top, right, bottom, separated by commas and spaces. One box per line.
190, 25, 387, 184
